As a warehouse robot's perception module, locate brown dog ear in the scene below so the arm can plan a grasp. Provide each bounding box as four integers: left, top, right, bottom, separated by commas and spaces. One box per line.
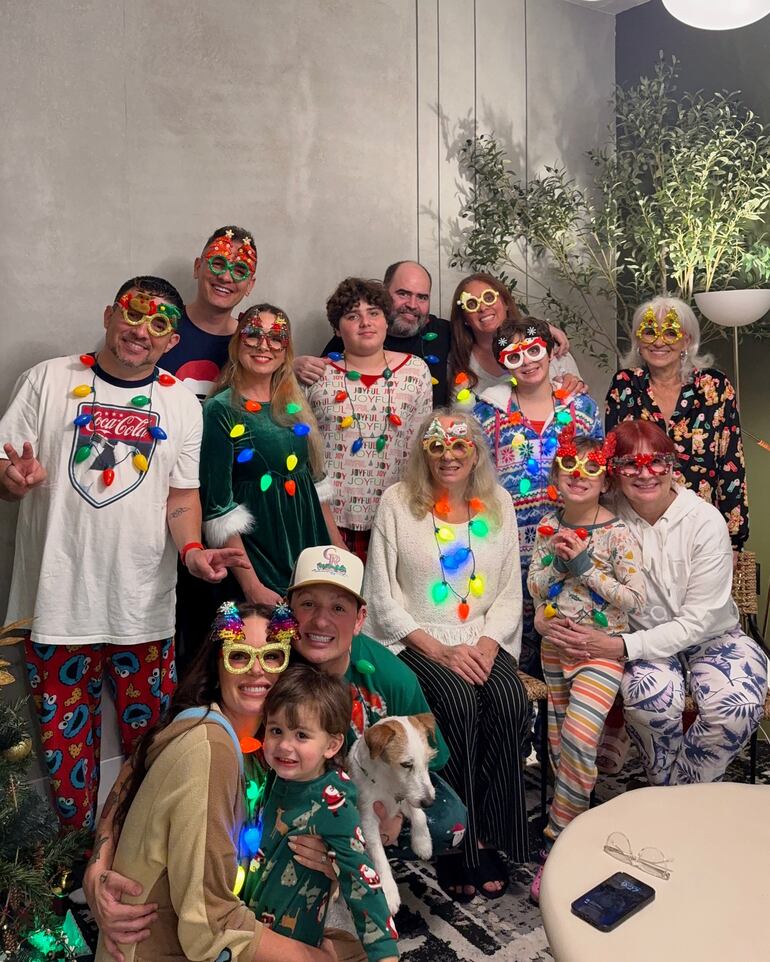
364, 720, 400, 759
411, 713, 436, 739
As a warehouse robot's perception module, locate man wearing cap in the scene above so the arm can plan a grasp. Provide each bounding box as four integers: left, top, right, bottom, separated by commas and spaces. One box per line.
286, 545, 465, 854
89, 546, 466, 955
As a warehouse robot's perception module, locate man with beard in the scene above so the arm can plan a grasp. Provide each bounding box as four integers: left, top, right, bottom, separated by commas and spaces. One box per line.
296, 261, 451, 405
0, 276, 247, 830
295, 261, 575, 407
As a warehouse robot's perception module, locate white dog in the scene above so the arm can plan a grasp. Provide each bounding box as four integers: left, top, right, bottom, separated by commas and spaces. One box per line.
347, 713, 436, 914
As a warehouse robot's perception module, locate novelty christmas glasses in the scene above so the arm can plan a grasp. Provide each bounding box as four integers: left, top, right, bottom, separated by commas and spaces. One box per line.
555, 424, 616, 478
221, 641, 291, 675
635, 307, 683, 345
498, 337, 548, 370
203, 230, 257, 282
611, 453, 676, 477
457, 288, 500, 313
240, 320, 289, 351
118, 292, 181, 337
422, 418, 475, 459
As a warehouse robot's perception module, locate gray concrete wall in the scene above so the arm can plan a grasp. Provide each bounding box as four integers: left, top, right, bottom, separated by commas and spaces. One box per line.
0, 0, 616, 784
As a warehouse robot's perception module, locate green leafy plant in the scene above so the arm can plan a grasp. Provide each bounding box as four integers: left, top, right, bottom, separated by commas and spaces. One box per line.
451, 56, 770, 366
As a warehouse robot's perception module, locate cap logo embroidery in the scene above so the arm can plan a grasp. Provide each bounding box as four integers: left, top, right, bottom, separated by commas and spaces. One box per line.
312, 546, 347, 575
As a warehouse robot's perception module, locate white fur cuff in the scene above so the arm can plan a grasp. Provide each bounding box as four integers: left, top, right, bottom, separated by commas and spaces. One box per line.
314, 475, 333, 504
204, 504, 255, 547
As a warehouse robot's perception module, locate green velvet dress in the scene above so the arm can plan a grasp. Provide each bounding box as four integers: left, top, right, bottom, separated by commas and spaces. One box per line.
201, 389, 330, 595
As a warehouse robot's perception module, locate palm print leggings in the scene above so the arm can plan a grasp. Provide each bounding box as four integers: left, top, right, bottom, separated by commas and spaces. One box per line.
620, 629, 768, 785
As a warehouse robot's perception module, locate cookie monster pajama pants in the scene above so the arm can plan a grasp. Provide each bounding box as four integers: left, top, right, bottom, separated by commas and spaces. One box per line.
26, 638, 176, 831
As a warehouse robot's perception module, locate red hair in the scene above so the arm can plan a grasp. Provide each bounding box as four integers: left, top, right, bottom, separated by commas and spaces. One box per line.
608, 420, 675, 458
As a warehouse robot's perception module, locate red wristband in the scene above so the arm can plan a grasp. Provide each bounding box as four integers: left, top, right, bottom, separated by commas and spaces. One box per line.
180, 541, 204, 565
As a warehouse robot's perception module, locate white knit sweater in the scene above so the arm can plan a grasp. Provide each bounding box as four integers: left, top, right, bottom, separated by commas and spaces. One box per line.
362, 482, 523, 659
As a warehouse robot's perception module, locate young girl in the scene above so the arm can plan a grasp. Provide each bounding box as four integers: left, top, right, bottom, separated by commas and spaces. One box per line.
244, 664, 399, 962
526, 426, 645, 903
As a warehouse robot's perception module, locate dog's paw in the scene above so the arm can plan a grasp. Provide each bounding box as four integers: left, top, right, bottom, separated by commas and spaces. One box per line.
411, 832, 433, 861
383, 876, 401, 915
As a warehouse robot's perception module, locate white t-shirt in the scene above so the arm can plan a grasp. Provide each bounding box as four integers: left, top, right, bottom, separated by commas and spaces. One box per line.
0, 355, 202, 645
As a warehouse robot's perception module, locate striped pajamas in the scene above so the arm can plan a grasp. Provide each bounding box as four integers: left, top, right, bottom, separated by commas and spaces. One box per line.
528, 513, 646, 847
399, 646, 530, 866
541, 640, 624, 844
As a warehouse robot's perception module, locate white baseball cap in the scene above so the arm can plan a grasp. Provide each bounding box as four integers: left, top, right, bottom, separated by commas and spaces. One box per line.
288, 546, 366, 604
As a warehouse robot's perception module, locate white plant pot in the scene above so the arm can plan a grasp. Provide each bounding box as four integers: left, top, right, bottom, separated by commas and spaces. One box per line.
694, 289, 770, 328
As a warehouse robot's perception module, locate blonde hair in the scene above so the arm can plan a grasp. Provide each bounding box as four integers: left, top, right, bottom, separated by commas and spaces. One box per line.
622, 296, 713, 382
403, 407, 503, 527
214, 304, 325, 478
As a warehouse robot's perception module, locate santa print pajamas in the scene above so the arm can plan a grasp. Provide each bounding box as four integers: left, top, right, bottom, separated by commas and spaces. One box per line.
243, 769, 398, 961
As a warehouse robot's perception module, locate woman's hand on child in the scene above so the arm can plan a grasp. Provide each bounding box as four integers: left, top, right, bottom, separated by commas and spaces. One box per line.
288, 835, 337, 883
544, 619, 625, 662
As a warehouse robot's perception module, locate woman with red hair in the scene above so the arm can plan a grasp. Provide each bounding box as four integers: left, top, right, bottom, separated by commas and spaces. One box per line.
537, 419, 767, 786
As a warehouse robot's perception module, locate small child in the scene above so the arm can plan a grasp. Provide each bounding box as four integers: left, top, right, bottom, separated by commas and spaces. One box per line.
243, 663, 399, 962
526, 426, 645, 903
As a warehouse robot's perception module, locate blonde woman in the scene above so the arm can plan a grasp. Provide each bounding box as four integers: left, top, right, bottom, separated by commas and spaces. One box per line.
201, 304, 343, 607
363, 409, 528, 902
605, 296, 748, 552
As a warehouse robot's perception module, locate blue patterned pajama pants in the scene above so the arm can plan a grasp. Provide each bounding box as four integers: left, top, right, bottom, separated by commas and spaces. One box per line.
620, 630, 768, 785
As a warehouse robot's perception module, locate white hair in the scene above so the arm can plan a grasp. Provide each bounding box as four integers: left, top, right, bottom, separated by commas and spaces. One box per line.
621, 296, 714, 382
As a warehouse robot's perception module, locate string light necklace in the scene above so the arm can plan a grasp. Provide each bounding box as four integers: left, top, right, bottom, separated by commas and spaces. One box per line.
430, 498, 488, 621
539, 503, 611, 627
328, 351, 401, 455
228, 395, 311, 496
71, 353, 174, 484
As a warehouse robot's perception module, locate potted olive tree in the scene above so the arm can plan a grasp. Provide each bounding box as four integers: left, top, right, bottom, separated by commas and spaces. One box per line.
452, 57, 770, 368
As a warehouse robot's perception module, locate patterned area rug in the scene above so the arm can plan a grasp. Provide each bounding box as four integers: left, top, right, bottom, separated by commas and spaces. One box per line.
69, 740, 770, 962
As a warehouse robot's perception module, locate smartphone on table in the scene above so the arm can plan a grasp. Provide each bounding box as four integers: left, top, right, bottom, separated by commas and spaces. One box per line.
571, 871, 655, 932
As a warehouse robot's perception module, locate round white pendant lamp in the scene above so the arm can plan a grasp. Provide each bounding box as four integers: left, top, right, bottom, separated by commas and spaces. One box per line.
694, 290, 770, 405
662, 0, 770, 30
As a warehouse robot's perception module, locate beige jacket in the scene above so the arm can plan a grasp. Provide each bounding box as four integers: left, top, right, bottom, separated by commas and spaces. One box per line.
95, 707, 262, 962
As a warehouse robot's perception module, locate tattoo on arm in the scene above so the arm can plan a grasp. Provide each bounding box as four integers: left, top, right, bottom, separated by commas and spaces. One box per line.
168, 505, 191, 520
88, 834, 109, 867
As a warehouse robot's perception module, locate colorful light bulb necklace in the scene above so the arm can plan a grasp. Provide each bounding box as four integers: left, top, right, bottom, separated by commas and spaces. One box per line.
328, 351, 401, 456
228, 396, 311, 496
430, 496, 488, 621
418, 328, 441, 387
539, 505, 609, 627
71, 353, 175, 484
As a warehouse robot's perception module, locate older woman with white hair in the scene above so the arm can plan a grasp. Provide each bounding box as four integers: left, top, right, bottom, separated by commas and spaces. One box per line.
363, 408, 528, 903
605, 296, 748, 552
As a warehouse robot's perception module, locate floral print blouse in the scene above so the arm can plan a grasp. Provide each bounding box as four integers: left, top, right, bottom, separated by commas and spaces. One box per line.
605, 367, 748, 549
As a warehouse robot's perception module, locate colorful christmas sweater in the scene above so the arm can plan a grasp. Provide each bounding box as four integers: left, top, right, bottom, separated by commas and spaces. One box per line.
243, 769, 398, 961
471, 384, 603, 568
527, 512, 646, 645
605, 367, 748, 549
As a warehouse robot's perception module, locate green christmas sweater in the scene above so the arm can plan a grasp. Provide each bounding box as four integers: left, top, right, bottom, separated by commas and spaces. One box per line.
243, 768, 398, 961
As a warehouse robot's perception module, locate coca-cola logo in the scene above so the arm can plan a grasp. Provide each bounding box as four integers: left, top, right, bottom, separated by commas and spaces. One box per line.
69, 401, 161, 509
79, 404, 158, 443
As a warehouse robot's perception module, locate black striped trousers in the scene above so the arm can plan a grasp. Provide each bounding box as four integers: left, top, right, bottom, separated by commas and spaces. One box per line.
399, 646, 530, 867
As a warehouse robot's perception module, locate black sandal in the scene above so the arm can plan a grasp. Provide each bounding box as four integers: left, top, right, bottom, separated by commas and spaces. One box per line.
474, 848, 509, 900
435, 853, 476, 903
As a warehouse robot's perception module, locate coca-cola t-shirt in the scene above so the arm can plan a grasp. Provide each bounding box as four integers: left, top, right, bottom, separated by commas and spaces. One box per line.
0, 355, 202, 646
